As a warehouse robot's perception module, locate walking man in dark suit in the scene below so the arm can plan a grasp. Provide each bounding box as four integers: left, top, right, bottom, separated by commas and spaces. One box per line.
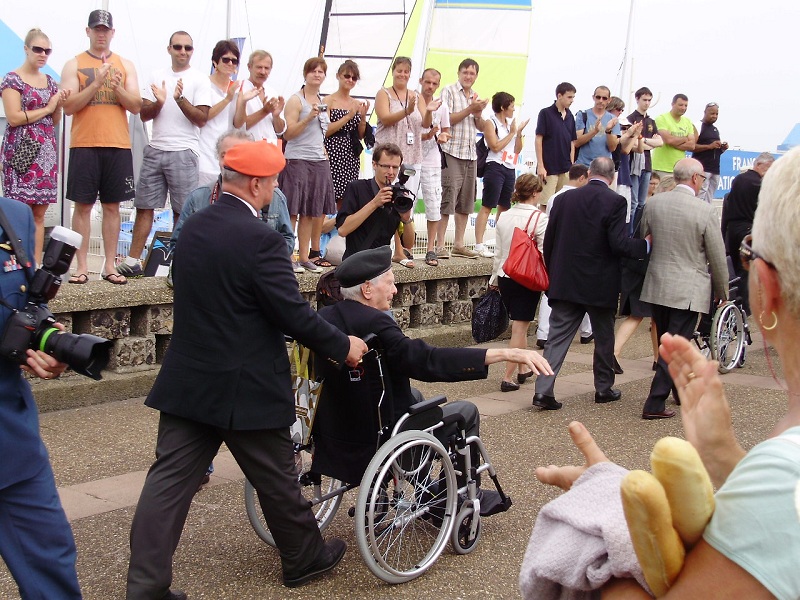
640, 157, 728, 419
0, 197, 81, 598
532, 157, 649, 410
126, 141, 368, 599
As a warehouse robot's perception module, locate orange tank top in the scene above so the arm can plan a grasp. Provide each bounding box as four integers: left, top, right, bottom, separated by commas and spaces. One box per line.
70, 51, 131, 148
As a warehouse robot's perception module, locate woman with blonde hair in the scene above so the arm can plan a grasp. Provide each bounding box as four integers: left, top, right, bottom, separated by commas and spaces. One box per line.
1, 28, 69, 262
490, 173, 548, 392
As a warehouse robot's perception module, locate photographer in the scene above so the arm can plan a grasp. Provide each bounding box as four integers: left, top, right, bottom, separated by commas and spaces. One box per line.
0, 196, 81, 598
336, 143, 415, 261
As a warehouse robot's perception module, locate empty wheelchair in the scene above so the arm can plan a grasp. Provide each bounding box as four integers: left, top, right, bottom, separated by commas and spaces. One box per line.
694, 257, 751, 373
243, 339, 511, 583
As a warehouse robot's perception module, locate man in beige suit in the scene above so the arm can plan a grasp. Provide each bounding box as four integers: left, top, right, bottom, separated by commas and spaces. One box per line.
639, 158, 728, 419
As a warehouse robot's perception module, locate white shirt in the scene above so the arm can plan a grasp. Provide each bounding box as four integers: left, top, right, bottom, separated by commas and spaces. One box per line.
487, 116, 518, 170
238, 79, 283, 143
198, 79, 237, 176
145, 67, 212, 154
546, 184, 576, 215
421, 99, 450, 167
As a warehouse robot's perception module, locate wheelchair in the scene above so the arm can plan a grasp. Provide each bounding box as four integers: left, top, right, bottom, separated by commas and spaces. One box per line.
693, 257, 751, 373
243, 338, 512, 583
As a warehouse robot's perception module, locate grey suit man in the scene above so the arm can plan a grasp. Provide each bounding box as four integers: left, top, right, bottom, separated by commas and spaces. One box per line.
640, 158, 728, 419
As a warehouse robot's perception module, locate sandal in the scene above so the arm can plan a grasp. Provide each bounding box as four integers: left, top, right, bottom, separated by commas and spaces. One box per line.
311, 256, 333, 268
402, 248, 414, 261
101, 272, 128, 285
424, 251, 439, 267
392, 257, 415, 268
68, 273, 89, 284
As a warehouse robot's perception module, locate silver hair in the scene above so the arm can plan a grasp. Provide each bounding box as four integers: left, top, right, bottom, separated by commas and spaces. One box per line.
339, 272, 389, 301
754, 152, 776, 168
672, 160, 703, 184
588, 157, 615, 181
215, 129, 254, 158
221, 168, 252, 185
751, 148, 800, 317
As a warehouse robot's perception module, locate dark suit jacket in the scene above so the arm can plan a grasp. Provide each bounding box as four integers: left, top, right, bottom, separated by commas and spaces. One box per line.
313, 300, 487, 482
146, 193, 350, 430
0, 197, 49, 488
543, 179, 648, 309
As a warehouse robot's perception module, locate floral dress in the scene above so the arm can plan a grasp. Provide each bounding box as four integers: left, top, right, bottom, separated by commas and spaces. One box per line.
1, 72, 59, 204
324, 108, 362, 200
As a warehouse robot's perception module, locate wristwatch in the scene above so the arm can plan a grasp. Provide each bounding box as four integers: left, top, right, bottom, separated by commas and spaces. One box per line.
176, 95, 185, 104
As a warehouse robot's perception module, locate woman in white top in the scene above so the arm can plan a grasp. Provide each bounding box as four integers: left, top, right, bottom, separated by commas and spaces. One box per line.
197, 40, 239, 186
475, 92, 529, 258
490, 174, 547, 392
374, 56, 435, 267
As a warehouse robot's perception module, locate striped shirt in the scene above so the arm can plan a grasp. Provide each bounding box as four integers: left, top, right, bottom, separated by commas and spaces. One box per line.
441, 81, 479, 161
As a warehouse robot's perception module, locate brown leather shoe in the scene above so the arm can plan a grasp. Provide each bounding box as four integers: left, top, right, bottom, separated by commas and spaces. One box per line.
642, 409, 676, 420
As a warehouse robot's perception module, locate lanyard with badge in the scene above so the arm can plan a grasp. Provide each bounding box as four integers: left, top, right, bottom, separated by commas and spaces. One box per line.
392, 86, 414, 145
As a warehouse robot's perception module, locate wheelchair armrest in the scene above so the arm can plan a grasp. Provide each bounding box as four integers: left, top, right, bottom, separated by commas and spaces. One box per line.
408, 395, 448, 415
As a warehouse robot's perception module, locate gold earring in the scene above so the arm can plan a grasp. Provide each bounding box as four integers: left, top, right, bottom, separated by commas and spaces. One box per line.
759, 310, 778, 331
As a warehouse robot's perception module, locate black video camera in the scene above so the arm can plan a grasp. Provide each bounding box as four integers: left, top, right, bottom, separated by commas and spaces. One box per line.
387, 166, 417, 214
0, 227, 112, 380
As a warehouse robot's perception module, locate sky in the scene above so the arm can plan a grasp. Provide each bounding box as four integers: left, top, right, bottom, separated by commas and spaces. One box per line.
2, 0, 795, 152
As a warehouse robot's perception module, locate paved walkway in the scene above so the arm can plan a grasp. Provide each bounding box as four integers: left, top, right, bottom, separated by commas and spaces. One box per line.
1, 323, 787, 599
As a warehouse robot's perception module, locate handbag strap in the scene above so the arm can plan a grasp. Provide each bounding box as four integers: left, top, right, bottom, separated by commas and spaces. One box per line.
523, 210, 541, 242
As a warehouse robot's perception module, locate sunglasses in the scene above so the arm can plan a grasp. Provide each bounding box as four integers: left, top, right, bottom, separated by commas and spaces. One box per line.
341, 73, 358, 81
171, 44, 194, 52
219, 56, 239, 65
30, 46, 53, 56
594, 95, 609, 101
740, 235, 776, 272
706, 102, 719, 108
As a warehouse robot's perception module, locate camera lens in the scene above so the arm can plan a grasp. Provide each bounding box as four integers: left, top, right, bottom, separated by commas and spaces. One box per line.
39, 328, 112, 380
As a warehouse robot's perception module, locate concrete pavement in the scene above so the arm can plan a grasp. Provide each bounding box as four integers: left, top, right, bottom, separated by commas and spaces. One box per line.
1, 321, 787, 599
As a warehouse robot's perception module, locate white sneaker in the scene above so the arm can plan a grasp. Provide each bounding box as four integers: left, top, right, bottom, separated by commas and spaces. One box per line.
477, 246, 494, 258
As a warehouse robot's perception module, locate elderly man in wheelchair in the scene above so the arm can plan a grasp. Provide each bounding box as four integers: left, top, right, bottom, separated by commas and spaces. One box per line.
244, 245, 552, 583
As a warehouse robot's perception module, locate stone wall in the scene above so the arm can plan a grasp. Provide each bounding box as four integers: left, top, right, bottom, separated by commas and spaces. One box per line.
35, 260, 493, 405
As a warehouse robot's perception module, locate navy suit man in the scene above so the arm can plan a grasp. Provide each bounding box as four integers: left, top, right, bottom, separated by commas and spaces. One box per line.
533, 157, 648, 410
0, 197, 81, 598
126, 141, 368, 599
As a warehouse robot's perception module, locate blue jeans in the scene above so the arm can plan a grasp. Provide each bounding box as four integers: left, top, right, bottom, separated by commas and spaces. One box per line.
629, 171, 652, 236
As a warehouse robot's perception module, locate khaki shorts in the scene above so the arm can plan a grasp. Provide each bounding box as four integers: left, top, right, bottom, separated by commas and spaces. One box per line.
441, 154, 477, 215
539, 172, 569, 210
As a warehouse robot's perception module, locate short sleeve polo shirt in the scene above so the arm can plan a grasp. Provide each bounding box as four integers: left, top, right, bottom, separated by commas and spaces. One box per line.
535, 102, 577, 175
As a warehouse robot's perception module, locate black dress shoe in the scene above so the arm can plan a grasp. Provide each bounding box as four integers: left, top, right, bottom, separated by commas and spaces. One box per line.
536, 338, 546, 349
517, 370, 534, 384
532, 393, 562, 410
580, 334, 594, 344
161, 591, 187, 600
642, 409, 677, 420
612, 356, 624, 375
595, 388, 622, 403
500, 380, 520, 392
283, 538, 347, 587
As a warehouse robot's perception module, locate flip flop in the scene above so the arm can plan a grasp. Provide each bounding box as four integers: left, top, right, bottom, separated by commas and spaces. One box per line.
68, 273, 89, 284
101, 272, 128, 285
392, 257, 415, 268
402, 248, 414, 261
424, 251, 439, 267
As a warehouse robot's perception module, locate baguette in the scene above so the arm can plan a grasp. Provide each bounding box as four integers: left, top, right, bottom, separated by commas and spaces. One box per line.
621, 470, 685, 597
650, 437, 715, 548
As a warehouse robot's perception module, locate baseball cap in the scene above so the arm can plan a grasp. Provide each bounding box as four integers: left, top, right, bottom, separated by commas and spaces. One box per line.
88, 10, 113, 29
223, 140, 286, 178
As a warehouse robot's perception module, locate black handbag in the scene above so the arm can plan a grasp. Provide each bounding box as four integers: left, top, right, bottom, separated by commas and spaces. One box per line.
349, 127, 363, 158
10, 130, 43, 175
472, 288, 509, 343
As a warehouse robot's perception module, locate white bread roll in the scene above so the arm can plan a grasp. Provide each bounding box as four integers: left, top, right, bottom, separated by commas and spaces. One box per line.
621, 469, 686, 597
650, 437, 715, 548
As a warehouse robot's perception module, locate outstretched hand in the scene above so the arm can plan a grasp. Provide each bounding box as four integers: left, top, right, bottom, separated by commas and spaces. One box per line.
535, 421, 609, 490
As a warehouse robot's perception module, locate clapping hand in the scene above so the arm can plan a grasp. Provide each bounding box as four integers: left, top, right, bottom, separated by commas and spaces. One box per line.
151, 81, 167, 106
172, 78, 184, 101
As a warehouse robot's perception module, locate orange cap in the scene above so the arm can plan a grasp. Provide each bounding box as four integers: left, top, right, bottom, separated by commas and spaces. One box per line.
223, 140, 286, 177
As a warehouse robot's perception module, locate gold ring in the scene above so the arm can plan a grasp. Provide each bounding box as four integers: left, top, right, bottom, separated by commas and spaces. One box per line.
687, 372, 696, 381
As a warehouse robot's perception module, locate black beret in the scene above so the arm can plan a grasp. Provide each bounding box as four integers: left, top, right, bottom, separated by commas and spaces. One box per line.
335, 246, 392, 288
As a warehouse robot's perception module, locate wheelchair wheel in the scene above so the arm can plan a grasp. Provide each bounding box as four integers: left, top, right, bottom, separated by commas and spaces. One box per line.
451, 505, 482, 555
244, 446, 343, 547
355, 430, 458, 583
710, 301, 746, 374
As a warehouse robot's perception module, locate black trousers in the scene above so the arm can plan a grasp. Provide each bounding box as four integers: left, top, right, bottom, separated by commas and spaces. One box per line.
534, 299, 616, 397
643, 304, 699, 414
126, 413, 324, 600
